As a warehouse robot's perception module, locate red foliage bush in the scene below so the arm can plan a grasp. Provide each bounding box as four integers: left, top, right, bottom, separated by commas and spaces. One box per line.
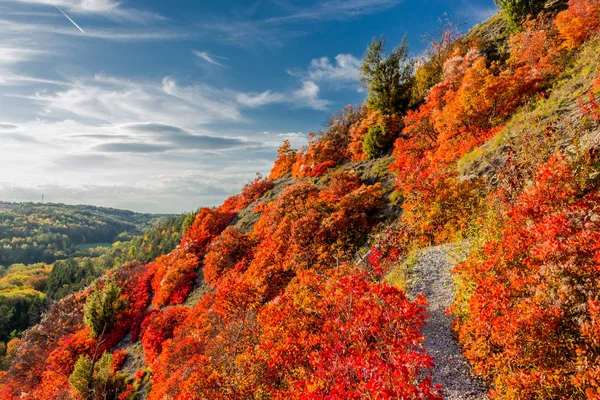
258, 269, 440, 399
452, 156, 600, 398
144, 175, 390, 398
151, 249, 199, 308
140, 307, 189, 365
203, 226, 254, 287
180, 207, 235, 256
269, 140, 297, 180
222, 175, 274, 213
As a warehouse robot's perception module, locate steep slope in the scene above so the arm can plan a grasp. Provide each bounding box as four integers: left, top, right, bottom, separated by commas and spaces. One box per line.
2, 0, 600, 398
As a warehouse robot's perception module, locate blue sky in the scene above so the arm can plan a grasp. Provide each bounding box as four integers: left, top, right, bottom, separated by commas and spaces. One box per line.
0, 0, 497, 213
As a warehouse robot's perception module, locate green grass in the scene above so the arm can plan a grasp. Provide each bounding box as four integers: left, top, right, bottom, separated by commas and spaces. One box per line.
384, 251, 419, 291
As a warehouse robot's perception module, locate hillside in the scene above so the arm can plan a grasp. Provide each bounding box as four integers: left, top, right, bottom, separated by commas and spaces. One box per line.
0, 207, 189, 344
0, 202, 172, 267
2, 0, 600, 398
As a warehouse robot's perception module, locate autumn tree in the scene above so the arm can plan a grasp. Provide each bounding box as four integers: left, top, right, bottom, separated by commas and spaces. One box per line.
360, 36, 415, 115
269, 140, 297, 180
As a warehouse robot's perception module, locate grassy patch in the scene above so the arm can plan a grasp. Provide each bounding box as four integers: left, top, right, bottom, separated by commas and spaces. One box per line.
384, 251, 419, 291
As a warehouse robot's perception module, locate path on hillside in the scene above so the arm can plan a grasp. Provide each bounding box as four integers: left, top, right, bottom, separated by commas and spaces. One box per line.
408, 245, 488, 400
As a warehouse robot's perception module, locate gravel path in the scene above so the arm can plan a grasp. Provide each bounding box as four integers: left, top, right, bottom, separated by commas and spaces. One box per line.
408, 245, 488, 400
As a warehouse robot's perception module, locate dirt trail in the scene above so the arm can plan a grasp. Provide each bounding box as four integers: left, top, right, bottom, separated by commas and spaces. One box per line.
408, 245, 488, 400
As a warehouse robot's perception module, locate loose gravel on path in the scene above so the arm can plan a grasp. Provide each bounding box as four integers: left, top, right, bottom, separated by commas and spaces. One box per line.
408, 245, 488, 400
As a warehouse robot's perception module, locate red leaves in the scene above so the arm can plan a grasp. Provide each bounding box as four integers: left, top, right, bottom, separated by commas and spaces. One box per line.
258, 269, 440, 399
151, 249, 199, 308
452, 156, 600, 398
180, 207, 235, 256
203, 226, 254, 287
270, 140, 297, 180
140, 307, 189, 365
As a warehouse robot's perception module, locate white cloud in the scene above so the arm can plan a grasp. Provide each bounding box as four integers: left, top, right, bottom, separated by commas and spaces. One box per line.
235, 81, 330, 111
21, 75, 243, 125
0, 19, 185, 42
0, 47, 47, 65
290, 54, 362, 91
267, 0, 403, 23
10, 0, 165, 22
193, 51, 228, 67
236, 91, 285, 108
292, 80, 330, 110
203, 0, 402, 48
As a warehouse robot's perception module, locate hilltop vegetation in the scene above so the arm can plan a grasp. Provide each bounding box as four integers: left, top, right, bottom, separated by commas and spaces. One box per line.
0, 202, 170, 267
2, 0, 600, 398
0, 208, 190, 344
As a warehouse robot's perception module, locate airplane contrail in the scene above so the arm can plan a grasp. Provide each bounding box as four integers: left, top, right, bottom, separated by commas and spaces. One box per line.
55, 5, 85, 34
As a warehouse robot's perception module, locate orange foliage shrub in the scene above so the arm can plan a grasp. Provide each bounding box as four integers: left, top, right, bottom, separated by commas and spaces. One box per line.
452, 156, 600, 398
347, 109, 403, 161
151, 249, 199, 308
180, 207, 235, 255
144, 174, 392, 399
0, 293, 88, 397
203, 226, 254, 287
222, 175, 274, 213
269, 140, 297, 179
290, 105, 365, 177
555, 0, 600, 49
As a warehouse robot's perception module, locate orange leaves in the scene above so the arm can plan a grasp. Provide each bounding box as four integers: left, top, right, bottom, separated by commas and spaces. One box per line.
347, 109, 403, 161
151, 249, 199, 308
269, 140, 297, 180
555, 0, 600, 49
180, 207, 235, 256
142, 173, 399, 399
203, 226, 254, 287
222, 175, 274, 213
140, 307, 189, 365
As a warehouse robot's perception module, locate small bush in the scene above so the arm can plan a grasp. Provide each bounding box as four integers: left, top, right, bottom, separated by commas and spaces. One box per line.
363, 123, 390, 159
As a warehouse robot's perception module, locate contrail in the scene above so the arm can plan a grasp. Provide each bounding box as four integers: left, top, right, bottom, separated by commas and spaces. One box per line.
55, 5, 85, 33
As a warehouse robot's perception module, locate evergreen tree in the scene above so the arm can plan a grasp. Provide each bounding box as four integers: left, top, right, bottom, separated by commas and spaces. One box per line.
360, 36, 415, 115
83, 279, 126, 339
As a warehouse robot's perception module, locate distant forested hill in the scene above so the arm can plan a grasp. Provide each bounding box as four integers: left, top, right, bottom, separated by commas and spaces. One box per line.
0, 210, 192, 343
0, 202, 171, 267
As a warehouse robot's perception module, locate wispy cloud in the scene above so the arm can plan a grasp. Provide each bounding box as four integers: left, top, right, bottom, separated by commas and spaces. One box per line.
288, 54, 362, 90
0, 19, 186, 42
0, 47, 47, 65
292, 80, 330, 110
193, 51, 228, 67
457, 1, 498, 25
237, 91, 285, 108
267, 0, 403, 23
10, 0, 166, 23
236, 80, 330, 111
202, 0, 402, 48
